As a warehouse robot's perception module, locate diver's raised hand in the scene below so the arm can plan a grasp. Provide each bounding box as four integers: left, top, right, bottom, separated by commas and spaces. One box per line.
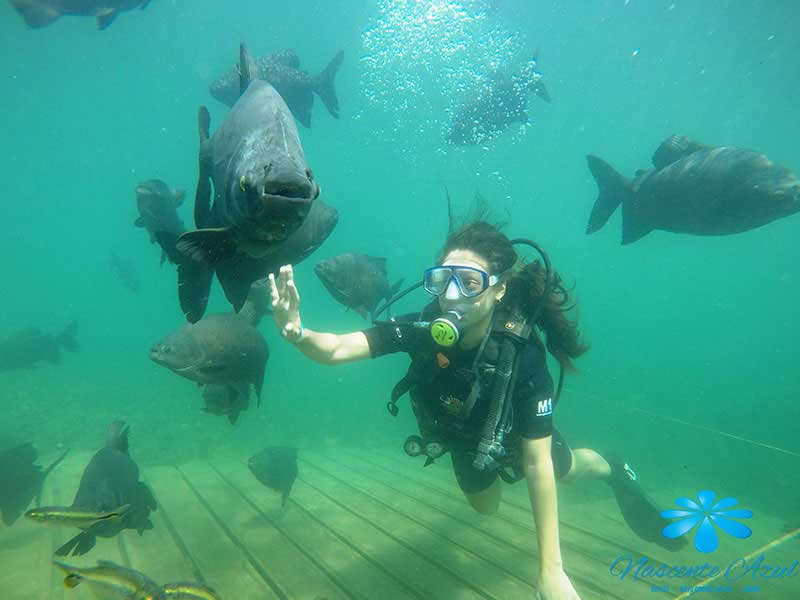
269, 265, 303, 343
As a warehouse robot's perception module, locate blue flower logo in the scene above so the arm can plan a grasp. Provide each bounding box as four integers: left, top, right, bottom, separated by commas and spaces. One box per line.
660, 490, 753, 553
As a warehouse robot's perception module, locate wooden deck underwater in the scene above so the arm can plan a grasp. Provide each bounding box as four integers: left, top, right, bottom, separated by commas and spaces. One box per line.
1, 446, 797, 600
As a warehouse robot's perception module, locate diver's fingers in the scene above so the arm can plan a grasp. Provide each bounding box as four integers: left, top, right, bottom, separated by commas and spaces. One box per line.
268, 273, 280, 308
276, 265, 289, 298
287, 277, 300, 311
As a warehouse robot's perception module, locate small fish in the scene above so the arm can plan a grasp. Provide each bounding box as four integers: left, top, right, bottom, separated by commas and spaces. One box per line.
111, 252, 141, 293
25, 504, 130, 528
209, 48, 344, 128
586, 136, 800, 244
162, 582, 222, 600
176, 43, 320, 322
448, 55, 550, 145
10, 0, 153, 30
248, 447, 298, 507
0, 320, 77, 371
54, 559, 165, 599
315, 253, 403, 320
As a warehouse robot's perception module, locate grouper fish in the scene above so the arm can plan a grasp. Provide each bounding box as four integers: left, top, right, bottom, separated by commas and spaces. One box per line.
586, 135, 800, 244
150, 313, 269, 421
53, 421, 157, 556
176, 43, 320, 322
315, 253, 403, 320
209, 48, 344, 128
10, 0, 152, 30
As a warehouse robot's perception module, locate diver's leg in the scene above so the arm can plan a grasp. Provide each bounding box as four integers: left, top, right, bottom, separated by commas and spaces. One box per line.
559, 448, 611, 483
450, 448, 501, 515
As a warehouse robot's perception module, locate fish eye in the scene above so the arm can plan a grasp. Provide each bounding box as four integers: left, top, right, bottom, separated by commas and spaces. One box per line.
163, 345, 171, 354
306, 169, 314, 181
239, 175, 247, 192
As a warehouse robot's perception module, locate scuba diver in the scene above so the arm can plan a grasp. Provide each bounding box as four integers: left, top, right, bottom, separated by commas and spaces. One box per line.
268, 220, 684, 600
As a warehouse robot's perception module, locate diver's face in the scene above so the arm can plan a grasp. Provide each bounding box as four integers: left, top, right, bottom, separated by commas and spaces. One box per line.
438, 249, 505, 328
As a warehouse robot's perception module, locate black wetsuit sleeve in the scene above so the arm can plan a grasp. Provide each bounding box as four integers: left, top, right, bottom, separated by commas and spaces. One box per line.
362, 313, 422, 358
514, 341, 556, 439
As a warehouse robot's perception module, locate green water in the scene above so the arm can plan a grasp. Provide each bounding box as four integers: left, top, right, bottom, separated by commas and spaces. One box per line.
1, 0, 798, 594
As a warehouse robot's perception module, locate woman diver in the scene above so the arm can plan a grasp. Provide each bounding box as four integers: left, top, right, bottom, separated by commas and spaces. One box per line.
268, 220, 683, 600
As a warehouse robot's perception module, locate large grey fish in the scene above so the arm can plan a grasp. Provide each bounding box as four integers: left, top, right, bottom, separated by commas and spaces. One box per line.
0, 320, 77, 371
210, 48, 344, 128
248, 447, 298, 507
176, 43, 320, 322
55, 421, 157, 556
448, 56, 550, 146
134, 179, 186, 265
54, 559, 165, 599
10, 0, 152, 30
150, 313, 269, 418
315, 253, 403, 320
200, 279, 275, 425
586, 135, 800, 244
0, 443, 69, 525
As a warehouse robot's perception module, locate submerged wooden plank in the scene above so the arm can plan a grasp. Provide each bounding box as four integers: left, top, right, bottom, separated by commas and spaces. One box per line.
304, 450, 641, 600
211, 455, 424, 600
147, 464, 281, 600
180, 459, 351, 600
296, 454, 539, 599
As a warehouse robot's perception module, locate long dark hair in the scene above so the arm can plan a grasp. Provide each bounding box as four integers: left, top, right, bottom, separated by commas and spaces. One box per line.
438, 220, 588, 369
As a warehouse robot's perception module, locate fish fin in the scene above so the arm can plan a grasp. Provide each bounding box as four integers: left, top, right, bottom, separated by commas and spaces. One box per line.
55, 532, 95, 557
532, 79, 551, 103
96, 8, 119, 30
177, 260, 213, 323
173, 189, 186, 207
239, 43, 257, 94
313, 50, 344, 119
355, 306, 369, 320
134, 217, 145, 227
253, 364, 265, 409
58, 320, 78, 352
39, 448, 70, 504
198, 105, 211, 143
215, 260, 254, 313
281, 489, 289, 507
585, 155, 632, 234
153, 231, 184, 265
621, 197, 652, 245
177, 229, 238, 264
228, 411, 239, 425
9, 0, 59, 28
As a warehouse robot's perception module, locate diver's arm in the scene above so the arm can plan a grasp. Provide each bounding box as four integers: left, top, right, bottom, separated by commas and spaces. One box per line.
268, 265, 371, 365
521, 436, 582, 600
292, 330, 371, 365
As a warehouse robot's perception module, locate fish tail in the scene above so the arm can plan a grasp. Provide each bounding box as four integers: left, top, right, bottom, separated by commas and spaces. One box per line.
54, 532, 94, 557
58, 320, 78, 352
585, 155, 632, 235
313, 50, 344, 119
